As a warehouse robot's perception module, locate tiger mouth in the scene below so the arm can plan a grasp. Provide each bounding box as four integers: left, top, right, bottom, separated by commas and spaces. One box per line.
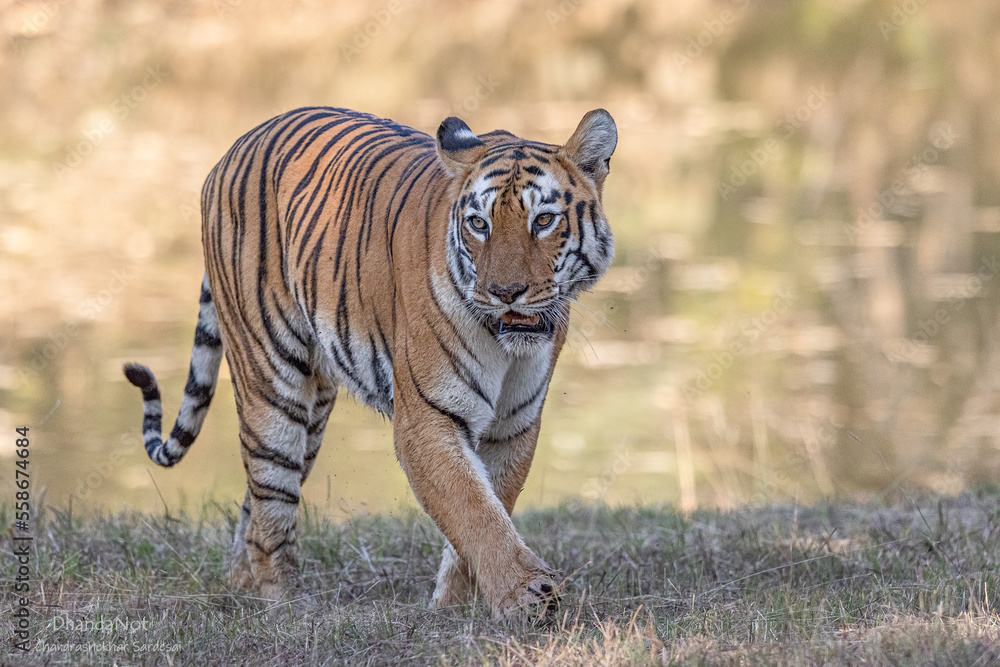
492, 311, 552, 336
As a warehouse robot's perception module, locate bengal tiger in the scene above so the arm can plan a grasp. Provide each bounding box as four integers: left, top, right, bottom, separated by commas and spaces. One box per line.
123, 106, 617, 620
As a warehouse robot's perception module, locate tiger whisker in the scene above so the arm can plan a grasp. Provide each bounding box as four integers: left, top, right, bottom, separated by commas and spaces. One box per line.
566, 319, 599, 361
555, 271, 606, 285
554, 274, 602, 286
569, 300, 618, 333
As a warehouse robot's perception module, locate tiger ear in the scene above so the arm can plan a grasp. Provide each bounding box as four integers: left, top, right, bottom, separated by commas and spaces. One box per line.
436, 117, 488, 176
560, 109, 618, 191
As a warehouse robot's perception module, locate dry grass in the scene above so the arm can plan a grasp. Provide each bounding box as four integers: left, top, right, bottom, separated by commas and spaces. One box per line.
3, 493, 1000, 665
6, 0, 1000, 523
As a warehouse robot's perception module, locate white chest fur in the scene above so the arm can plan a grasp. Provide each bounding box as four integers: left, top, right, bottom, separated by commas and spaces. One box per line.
428, 271, 555, 443
482, 351, 553, 444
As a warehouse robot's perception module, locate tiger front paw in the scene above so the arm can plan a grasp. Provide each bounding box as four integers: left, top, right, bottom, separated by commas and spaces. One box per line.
495, 570, 561, 622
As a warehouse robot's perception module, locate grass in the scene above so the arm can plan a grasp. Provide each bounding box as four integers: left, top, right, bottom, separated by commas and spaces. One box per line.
3, 493, 1000, 665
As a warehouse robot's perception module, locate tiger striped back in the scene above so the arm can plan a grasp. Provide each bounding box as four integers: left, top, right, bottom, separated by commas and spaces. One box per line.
124, 106, 617, 619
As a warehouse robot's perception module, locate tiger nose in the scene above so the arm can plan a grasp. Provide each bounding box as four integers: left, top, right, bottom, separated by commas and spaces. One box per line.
489, 283, 528, 304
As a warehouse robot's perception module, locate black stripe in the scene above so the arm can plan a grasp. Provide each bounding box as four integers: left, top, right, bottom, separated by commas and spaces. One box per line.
253, 127, 314, 381
259, 390, 310, 426
193, 325, 221, 347
405, 348, 473, 447
423, 187, 486, 369
499, 379, 549, 421
249, 480, 300, 504
424, 315, 493, 410
169, 423, 196, 449
375, 325, 394, 399
272, 295, 310, 350
183, 363, 214, 401
482, 421, 535, 446
245, 446, 302, 472
293, 126, 386, 261
239, 422, 303, 471
278, 111, 354, 183
389, 154, 438, 250
248, 537, 293, 556
477, 151, 508, 170
368, 334, 391, 401
142, 414, 161, 434
335, 278, 356, 368
140, 384, 160, 403
575, 200, 587, 247
307, 418, 328, 437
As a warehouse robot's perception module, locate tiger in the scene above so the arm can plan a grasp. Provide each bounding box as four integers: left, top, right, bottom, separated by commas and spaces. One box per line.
123, 106, 617, 620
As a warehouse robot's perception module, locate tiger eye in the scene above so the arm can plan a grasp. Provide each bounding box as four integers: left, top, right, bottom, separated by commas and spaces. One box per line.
533, 213, 556, 230
467, 215, 489, 232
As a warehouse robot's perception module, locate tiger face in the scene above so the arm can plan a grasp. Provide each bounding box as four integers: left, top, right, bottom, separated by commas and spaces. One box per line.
437, 111, 618, 354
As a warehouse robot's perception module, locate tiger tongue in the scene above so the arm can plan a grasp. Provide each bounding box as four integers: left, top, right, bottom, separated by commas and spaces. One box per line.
500, 312, 540, 327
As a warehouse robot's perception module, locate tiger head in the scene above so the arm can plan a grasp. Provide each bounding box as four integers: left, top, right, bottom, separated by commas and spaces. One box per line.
436, 110, 618, 354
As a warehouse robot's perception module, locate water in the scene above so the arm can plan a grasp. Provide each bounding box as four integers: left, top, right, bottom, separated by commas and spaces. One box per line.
5, 275, 687, 519
7, 223, 1000, 521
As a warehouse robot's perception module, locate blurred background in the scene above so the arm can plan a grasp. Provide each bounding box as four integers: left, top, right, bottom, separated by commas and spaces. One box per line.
3, 0, 1000, 519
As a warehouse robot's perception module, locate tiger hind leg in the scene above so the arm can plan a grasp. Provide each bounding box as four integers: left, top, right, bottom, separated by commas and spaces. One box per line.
229, 489, 254, 590
227, 381, 310, 613
228, 376, 337, 611
301, 381, 337, 485
431, 542, 477, 608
